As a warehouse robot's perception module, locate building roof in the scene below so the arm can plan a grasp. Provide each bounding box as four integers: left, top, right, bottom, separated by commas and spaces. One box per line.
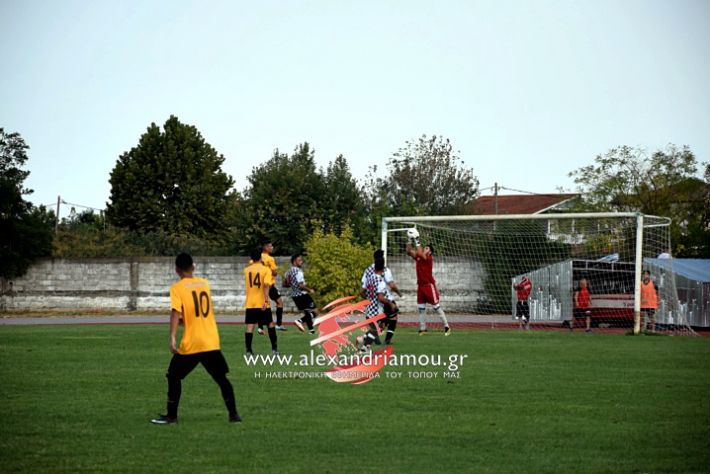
466, 194, 579, 215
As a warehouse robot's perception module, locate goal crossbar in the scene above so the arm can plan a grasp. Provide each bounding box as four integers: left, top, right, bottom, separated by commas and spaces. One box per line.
383, 212, 669, 223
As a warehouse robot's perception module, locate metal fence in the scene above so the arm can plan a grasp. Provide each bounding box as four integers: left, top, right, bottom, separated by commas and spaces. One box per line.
645, 259, 710, 327
512, 260, 573, 322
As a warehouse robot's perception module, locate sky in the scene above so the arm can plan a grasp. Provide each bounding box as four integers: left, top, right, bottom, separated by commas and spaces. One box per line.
1, 0, 709, 212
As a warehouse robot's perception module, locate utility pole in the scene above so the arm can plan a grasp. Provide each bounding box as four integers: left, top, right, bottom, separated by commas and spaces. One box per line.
494, 182, 499, 215
55, 195, 61, 233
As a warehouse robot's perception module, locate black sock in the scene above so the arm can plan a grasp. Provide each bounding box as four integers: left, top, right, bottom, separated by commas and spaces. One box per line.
276, 307, 283, 325
166, 375, 181, 419
245, 332, 253, 352
304, 311, 314, 330
385, 319, 397, 343
267, 327, 278, 351
215, 375, 238, 418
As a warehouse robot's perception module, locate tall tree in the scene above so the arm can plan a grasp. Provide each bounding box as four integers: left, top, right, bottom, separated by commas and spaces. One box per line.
321, 155, 367, 239
361, 134, 479, 244
237, 143, 325, 255
106, 116, 234, 238
0, 129, 31, 217
0, 129, 53, 279
569, 145, 709, 257
365, 134, 479, 216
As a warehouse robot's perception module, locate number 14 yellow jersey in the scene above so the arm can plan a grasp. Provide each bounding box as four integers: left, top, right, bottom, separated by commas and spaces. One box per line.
244, 262, 274, 309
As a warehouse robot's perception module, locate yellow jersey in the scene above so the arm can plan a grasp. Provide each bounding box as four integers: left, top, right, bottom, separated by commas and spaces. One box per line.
244, 262, 274, 308
257, 253, 278, 275
169, 277, 221, 355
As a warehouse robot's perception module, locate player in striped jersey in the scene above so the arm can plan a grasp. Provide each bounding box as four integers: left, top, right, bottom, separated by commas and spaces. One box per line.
361, 249, 402, 301
283, 254, 317, 334
360, 249, 402, 344
358, 259, 398, 350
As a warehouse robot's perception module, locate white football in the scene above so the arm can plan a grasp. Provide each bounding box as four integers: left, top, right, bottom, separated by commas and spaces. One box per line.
407, 228, 419, 239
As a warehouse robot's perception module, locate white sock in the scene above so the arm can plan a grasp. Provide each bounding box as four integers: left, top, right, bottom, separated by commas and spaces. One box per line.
435, 306, 448, 327
418, 307, 427, 330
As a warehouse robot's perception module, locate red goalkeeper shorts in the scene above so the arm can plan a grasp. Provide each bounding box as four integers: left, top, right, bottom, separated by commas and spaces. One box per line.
417, 283, 440, 305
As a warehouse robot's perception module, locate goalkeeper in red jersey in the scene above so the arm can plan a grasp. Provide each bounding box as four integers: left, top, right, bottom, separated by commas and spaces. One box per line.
405, 228, 450, 336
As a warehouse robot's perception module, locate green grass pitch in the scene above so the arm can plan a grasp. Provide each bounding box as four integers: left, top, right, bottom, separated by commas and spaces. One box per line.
1, 324, 709, 473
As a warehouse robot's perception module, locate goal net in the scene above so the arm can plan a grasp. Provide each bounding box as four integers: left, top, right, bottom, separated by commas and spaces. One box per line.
382, 213, 694, 335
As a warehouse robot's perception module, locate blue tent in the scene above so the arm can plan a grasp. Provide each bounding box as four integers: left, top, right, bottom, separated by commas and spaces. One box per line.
644, 258, 710, 282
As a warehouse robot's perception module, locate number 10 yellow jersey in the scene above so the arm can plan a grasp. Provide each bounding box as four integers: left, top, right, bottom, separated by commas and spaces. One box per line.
169, 277, 220, 355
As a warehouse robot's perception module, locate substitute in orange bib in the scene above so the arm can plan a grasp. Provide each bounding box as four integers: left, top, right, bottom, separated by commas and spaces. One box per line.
151, 253, 240, 425
640, 270, 658, 332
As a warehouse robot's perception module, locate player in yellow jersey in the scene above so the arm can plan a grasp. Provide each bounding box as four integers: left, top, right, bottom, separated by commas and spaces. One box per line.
244, 247, 279, 355
151, 253, 241, 425
255, 238, 287, 334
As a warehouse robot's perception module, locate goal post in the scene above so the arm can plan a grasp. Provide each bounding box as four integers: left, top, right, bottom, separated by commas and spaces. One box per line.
382, 212, 693, 335
633, 213, 643, 335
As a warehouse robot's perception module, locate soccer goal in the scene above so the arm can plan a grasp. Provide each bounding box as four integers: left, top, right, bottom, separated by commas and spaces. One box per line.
382, 213, 694, 335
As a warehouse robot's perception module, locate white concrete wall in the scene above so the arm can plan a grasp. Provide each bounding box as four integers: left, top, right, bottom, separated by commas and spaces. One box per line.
0, 256, 484, 313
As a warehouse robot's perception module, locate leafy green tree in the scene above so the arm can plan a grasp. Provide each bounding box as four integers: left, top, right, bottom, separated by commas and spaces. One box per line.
53, 210, 138, 258
362, 134, 479, 244
569, 145, 709, 257
0, 129, 31, 218
302, 226, 373, 306
366, 134, 478, 215
237, 143, 325, 255
321, 155, 367, 239
0, 129, 53, 279
53, 209, 234, 258
359, 165, 393, 246
106, 116, 234, 239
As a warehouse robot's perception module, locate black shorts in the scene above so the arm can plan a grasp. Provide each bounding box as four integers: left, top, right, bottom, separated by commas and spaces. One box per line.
167, 350, 229, 380
293, 294, 316, 311
574, 308, 591, 319
245, 308, 273, 325
641, 308, 656, 318
269, 286, 281, 301
516, 301, 530, 319
383, 301, 398, 319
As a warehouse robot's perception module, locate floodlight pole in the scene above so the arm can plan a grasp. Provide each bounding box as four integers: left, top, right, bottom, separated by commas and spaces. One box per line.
633, 213, 644, 335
